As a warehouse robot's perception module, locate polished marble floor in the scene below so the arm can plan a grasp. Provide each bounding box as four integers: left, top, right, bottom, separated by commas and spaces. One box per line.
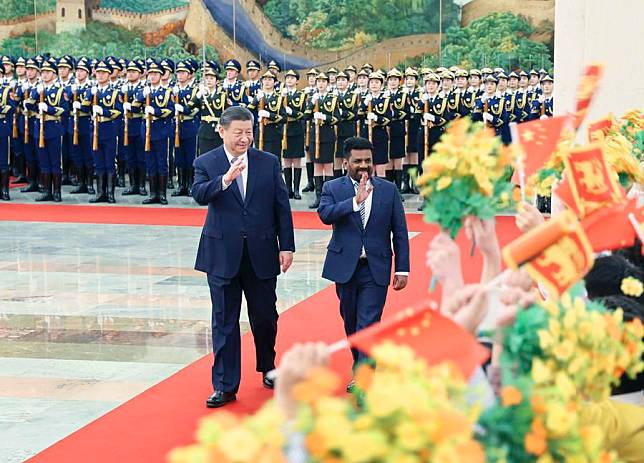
0, 219, 334, 462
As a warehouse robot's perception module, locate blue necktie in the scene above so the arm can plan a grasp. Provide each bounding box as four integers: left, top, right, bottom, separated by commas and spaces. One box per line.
232, 157, 245, 200
353, 182, 366, 228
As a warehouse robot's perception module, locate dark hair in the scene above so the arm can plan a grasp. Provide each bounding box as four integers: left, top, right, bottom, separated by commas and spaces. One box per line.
220, 106, 254, 128
343, 136, 373, 158
615, 239, 644, 270
585, 255, 644, 304
596, 295, 644, 322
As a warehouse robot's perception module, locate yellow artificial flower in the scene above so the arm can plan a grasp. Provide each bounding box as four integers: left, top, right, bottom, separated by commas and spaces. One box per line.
436, 176, 453, 191
621, 276, 643, 297
532, 358, 552, 384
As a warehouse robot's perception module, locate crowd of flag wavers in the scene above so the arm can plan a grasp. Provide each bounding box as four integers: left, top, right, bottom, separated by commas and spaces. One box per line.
0, 54, 554, 205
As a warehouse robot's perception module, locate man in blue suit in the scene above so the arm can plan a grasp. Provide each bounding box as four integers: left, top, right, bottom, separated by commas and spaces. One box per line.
191, 106, 295, 408
318, 137, 410, 390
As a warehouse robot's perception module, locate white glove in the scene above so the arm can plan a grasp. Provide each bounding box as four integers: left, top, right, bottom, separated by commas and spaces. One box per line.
142, 86, 150, 97
383, 90, 390, 97
538, 95, 545, 103
310, 93, 320, 103
483, 112, 494, 122
72, 101, 82, 110
196, 87, 205, 99
123, 102, 132, 112
71, 84, 77, 93
9, 80, 16, 89
121, 84, 129, 94
480, 94, 488, 103
175, 103, 184, 114
255, 89, 264, 100
21, 83, 29, 93
285, 106, 293, 115
145, 105, 155, 115
367, 112, 378, 122
36, 84, 44, 94
222, 81, 230, 90
280, 87, 288, 96
93, 105, 103, 116
467, 86, 474, 93
509, 121, 518, 127
172, 85, 179, 95
313, 112, 326, 121
258, 109, 270, 119
363, 94, 373, 104
420, 93, 429, 102
423, 113, 435, 122
540, 114, 548, 120
23, 101, 28, 111
91, 86, 98, 96
38, 102, 48, 113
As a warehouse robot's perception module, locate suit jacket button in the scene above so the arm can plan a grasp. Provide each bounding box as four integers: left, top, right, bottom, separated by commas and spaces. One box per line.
242, 210, 248, 216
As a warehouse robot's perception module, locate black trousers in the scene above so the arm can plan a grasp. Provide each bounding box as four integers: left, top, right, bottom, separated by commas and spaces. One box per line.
207, 241, 278, 393
335, 259, 388, 368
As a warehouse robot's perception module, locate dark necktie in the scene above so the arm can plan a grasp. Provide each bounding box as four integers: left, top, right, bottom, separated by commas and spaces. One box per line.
232, 157, 245, 200
353, 182, 366, 227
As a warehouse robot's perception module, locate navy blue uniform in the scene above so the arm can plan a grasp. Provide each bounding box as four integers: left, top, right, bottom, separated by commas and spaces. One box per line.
135, 85, 174, 176
27, 85, 68, 175
172, 84, 199, 169
88, 85, 122, 175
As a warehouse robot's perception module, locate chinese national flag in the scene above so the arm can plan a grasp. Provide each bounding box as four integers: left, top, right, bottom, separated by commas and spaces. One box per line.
503, 210, 595, 298
511, 115, 570, 184
563, 143, 625, 217
587, 114, 613, 142
347, 304, 489, 379
573, 63, 605, 130
582, 198, 643, 252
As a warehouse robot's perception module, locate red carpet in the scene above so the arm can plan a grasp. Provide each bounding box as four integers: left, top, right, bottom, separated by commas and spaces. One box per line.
0, 203, 435, 232
26, 216, 520, 463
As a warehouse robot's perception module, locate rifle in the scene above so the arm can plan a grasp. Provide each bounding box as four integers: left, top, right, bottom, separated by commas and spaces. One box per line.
144, 91, 151, 152
367, 100, 373, 143
174, 92, 181, 148
423, 99, 429, 160
122, 88, 129, 147
281, 93, 288, 152
38, 89, 45, 149
258, 97, 265, 151
314, 98, 320, 159
92, 91, 99, 151
72, 88, 79, 145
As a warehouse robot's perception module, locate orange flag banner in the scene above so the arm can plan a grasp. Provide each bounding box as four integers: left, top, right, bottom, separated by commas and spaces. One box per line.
347, 304, 489, 379
563, 144, 624, 217
503, 210, 595, 298
573, 63, 605, 130
587, 114, 613, 142
582, 198, 643, 252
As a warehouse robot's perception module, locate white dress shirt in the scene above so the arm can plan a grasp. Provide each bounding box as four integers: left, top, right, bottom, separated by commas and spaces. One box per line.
351, 178, 408, 277
221, 146, 248, 196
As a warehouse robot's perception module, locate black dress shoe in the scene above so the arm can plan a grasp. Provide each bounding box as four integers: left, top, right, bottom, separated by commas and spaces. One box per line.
262, 373, 275, 390
346, 379, 356, 393
206, 391, 237, 408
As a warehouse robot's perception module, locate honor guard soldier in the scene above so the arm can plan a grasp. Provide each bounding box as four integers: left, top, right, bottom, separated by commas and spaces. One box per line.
107, 57, 122, 88
326, 67, 339, 92
57, 55, 76, 185
468, 69, 482, 98
190, 61, 227, 155
267, 60, 283, 93
244, 60, 262, 100
121, 59, 147, 196
160, 58, 176, 189
306, 72, 340, 209
472, 75, 507, 140
302, 67, 319, 193
440, 71, 460, 122
281, 69, 307, 200
385, 67, 411, 192
171, 60, 200, 197
26, 57, 68, 202
6, 56, 28, 184
417, 73, 449, 164
528, 69, 542, 101
222, 59, 247, 106
402, 67, 421, 194
0, 70, 16, 200
496, 72, 513, 144
160, 59, 175, 88
454, 69, 473, 117
360, 71, 392, 179
334, 70, 360, 179
247, 70, 287, 158
480, 67, 494, 85
508, 71, 519, 93
88, 59, 122, 203
529, 75, 554, 120
514, 71, 531, 123
18, 58, 41, 193
67, 57, 95, 195
345, 65, 357, 92
136, 60, 174, 205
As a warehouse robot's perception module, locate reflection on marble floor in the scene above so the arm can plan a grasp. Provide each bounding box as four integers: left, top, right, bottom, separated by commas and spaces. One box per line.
0, 221, 332, 463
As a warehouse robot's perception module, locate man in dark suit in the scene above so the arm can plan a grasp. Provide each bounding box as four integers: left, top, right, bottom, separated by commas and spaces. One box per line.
317, 136, 410, 390
191, 106, 295, 408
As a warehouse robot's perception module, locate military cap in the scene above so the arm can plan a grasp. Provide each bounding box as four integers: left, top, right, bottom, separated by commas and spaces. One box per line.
267, 60, 281, 72
448, 65, 459, 73
356, 68, 369, 77
469, 68, 481, 76
493, 67, 505, 74
455, 69, 469, 78
175, 60, 192, 73
436, 66, 447, 74
441, 71, 455, 80
344, 65, 357, 72
25, 58, 39, 70
203, 61, 220, 76
420, 67, 432, 75
91, 58, 99, 69
95, 59, 113, 74
336, 70, 348, 79
284, 69, 300, 79
368, 71, 384, 82
246, 60, 261, 71
224, 59, 241, 72
119, 57, 127, 68
483, 74, 498, 83
327, 67, 338, 74
508, 71, 519, 79
496, 71, 508, 80
57, 55, 74, 69
315, 72, 329, 81
404, 67, 419, 78
306, 67, 319, 76
386, 68, 402, 79
160, 58, 175, 73
541, 74, 554, 82
187, 58, 198, 72
480, 67, 493, 74
146, 60, 163, 74
2, 55, 15, 66
76, 57, 92, 73
518, 70, 529, 78
15, 57, 26, 67
125, 59, 142, 73
529, 69, 539, 76
107, 56, 121, 71
539, 68, 547, 74
35, 54, 45, 64
261, 70, 276, 80
423, 73, 440, 83
361, 63, 374, 72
